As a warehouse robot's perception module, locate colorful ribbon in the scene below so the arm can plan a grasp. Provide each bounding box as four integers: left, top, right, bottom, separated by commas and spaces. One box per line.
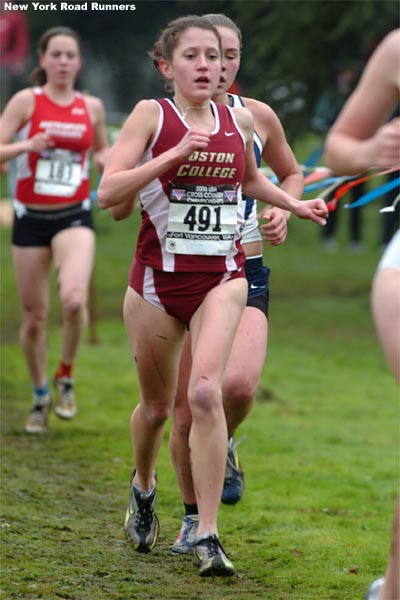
304, 176, 346, 195
303, 168, 332, 185
345, 177, 400, 209
260, 163, 399, 214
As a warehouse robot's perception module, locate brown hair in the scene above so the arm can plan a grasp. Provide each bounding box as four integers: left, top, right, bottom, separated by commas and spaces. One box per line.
202, 13, 242, 49
150, 15, 222, 77
29, 26, 81, 86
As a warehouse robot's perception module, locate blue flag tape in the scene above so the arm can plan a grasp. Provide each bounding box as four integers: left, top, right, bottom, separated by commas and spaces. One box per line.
345, 177, 400, 208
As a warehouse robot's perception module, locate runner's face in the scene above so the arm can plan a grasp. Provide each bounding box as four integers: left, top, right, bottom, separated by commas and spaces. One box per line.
164, 27, 222, 102
40, 35, 81, 86
216, 26, 241, 95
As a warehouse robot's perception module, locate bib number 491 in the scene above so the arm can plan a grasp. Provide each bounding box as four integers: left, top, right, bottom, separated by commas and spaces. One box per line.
183, 205, 222, 232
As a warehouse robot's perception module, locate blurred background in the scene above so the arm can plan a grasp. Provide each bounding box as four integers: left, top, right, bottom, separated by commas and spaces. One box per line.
2, 0, 398, 250
1, 0, 398, 141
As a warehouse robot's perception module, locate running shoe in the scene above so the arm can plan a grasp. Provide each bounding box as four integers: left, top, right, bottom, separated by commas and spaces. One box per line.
54, 376, 77, 419
123, 475, 159, 553
25, 394, 51, 434
170, 515, 199, 554
364, 577, 385, 600
192, 534, 236, 577
221, 436, 245, 505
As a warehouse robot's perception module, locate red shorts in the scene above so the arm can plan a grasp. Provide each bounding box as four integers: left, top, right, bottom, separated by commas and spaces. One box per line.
129, 259, 245, 326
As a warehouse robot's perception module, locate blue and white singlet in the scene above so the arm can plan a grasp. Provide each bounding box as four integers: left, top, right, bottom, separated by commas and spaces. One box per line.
228, 93, 264, 245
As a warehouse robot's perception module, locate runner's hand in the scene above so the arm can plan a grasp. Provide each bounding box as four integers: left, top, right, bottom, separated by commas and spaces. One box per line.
293, 198, 328, 226
259, 207, 288, 245
28, 133, 54, 154
174, 127, 211, 160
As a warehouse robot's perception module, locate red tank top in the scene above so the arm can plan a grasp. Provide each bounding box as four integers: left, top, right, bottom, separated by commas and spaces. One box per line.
135, 98, 246, 273
15, 87, 94, 206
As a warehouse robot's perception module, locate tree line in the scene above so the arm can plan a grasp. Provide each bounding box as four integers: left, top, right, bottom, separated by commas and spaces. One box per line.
24, 0, 399, 141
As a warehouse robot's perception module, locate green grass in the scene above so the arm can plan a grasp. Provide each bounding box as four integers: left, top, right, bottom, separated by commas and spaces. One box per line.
1, 184, 399, 599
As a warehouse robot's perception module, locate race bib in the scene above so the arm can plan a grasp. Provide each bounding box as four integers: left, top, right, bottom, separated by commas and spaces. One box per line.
34, 149, 82, 197
167, 184, 238, 255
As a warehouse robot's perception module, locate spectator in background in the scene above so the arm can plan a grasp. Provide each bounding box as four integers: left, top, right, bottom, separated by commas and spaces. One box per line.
0, 1, 30, 190
311, 63, 365, 251
0, 0, 29, 109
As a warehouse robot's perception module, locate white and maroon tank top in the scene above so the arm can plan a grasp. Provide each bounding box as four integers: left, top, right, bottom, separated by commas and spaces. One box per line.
135, 98, 246, 273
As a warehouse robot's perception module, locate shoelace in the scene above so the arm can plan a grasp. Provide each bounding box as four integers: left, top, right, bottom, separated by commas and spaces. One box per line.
200, 535, 221, 559
230, 434, 246, 452
135, 495, 155, 531
226, 434, 247, 473
183, 518, 198, 542
59, 382, 74, 405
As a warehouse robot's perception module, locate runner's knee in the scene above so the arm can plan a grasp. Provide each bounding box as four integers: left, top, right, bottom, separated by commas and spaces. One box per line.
223, 374, 257, 410
60, 286, 86, 317
189, 378, 221, 422
141, 401, 172, 427
21, 307, 47, 340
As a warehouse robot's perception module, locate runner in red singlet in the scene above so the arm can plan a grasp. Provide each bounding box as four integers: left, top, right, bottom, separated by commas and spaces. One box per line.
0, 27, 109, 434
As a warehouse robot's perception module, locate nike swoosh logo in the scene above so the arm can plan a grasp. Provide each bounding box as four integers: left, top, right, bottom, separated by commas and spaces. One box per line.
250, 284, 262, 289
224, 132, 235, 136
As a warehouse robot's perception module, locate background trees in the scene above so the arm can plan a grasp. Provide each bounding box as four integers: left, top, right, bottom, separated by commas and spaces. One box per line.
21, 0, 399, 140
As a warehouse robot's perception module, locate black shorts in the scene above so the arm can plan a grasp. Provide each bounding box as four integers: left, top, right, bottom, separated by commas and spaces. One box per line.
245, 256, 270, 318
12, 200, 94, 247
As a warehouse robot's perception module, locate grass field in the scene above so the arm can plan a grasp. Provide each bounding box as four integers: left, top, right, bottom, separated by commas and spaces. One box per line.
1, 166, 399, 599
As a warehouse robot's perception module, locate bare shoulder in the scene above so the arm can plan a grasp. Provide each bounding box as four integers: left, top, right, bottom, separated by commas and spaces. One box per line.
117, 99, 160, 143
381, 28, 400, 53
118, 98, 157, 122
83, 93, 105, 111
12, 88, 34, 101
120, 98, 159, 130
241, 96, 276, 121
104, 99, 160, 170
134, 98, 161, 116
82, 93, 106, 122
231, 106, 255, 147
240, 96, 284, 140
1, 88, 34, 124
366, 29, 400, 89
378, 29, 400, 86
6, 88, 34, 111
231, 105, 254, 128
